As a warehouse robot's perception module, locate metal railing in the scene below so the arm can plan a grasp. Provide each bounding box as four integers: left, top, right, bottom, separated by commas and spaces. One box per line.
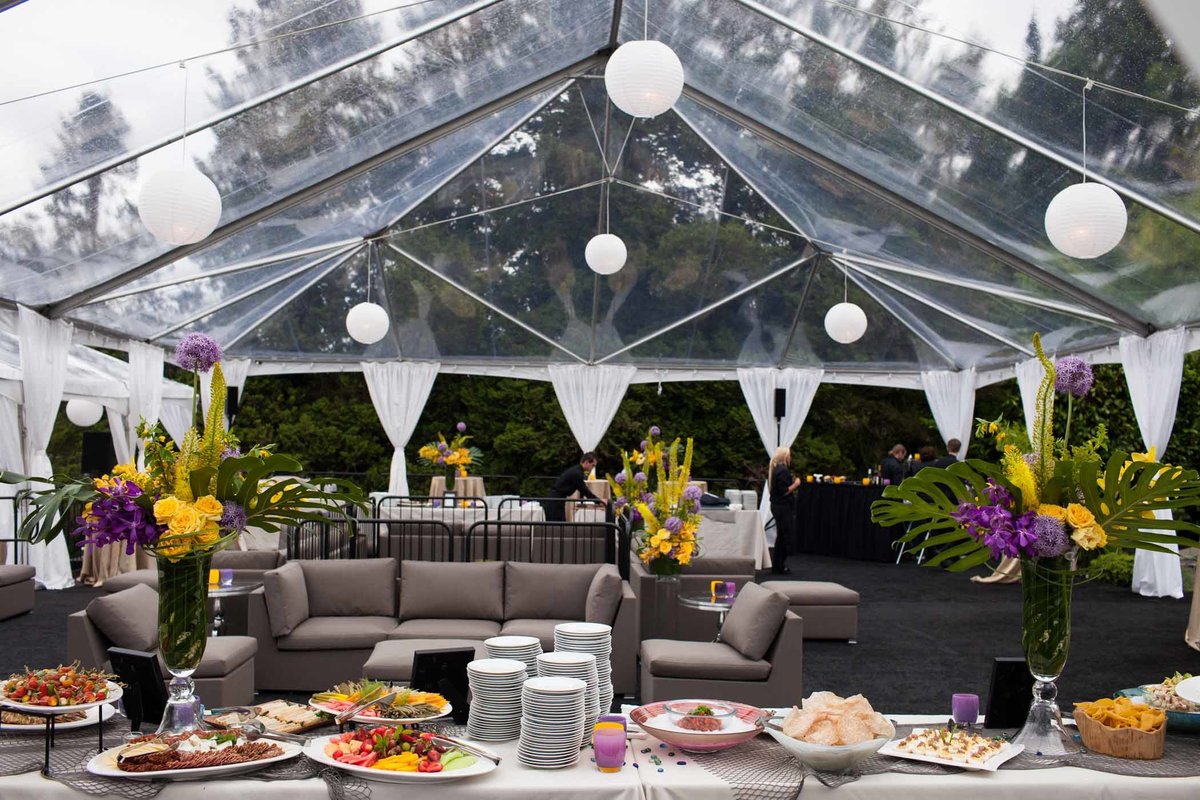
464, 519, 625, 572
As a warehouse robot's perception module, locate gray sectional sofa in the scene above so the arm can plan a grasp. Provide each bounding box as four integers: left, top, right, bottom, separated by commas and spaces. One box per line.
0, 564, 35, 621
246, 558, 638, 694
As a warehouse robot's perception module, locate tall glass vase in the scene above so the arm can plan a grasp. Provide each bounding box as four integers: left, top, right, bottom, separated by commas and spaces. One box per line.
156, 554, 211, 734
445, 468, 456, 494
1012, 557, 1079, 756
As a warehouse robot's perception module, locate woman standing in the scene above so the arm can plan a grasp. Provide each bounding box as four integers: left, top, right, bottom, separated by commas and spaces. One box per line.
769, 447, 801, 575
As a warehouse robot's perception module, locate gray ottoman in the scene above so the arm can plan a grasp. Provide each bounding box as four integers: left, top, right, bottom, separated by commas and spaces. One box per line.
363, 639, 488, 682
759, 580, 859, 641
0, 565, 35, 621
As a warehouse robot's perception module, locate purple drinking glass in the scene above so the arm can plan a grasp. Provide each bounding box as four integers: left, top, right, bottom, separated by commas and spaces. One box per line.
952, 693, 980, 727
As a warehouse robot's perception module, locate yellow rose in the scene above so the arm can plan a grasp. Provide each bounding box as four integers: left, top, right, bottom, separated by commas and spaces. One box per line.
1071, 523, 1108, 550
678, 552, 692, 566
193, 495, 223, 520
658, 540, 672, 554
155, 532, 191, 559
167, 505, 203, 536
1037, 504, 1067, 521
196, 521, 221, 546
1064, 503, 1096, 530
154, 496, 182, 523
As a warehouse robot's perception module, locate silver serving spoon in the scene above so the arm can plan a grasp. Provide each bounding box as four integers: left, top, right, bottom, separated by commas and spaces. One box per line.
233, 719, 308, 745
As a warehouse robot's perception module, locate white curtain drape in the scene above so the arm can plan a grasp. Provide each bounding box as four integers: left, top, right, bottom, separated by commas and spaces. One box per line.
0, 395, 21, 565
1015, 358, 1044, 435
159, 398, 192, 446
362, 361, 440, 495
1121, 329, 1187, 599
105, 407, 133, 465
201, 358, 251, 418
128, 342, 163, 462
921, 368, 977, 460
547, 365, 637, 452
736, 368, 824, 457
17, 306, 74, 589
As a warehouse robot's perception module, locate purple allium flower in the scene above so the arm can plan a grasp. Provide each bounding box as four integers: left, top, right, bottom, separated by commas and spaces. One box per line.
614, 496, 627, 509
664, 516, 683, 534
1032, 515, 1069, 557
682, 485, 702, 502
615, 472, 627, 485
74, 479, 160, 555
633, 472, 647, 484
640, 440, 648, 451
175, 333, 223, 373
438, 442, 450, 453
630, 508, 643, 524
649, 425, 661, 437
1055, 356, 1093, 397
456, 421, 467, 433
221, 445, 241, 460
220, 503, 248, 533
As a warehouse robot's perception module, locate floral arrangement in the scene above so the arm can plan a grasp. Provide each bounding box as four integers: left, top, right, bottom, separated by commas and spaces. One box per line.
607, 425, 663, 526
417, 421, 482, 479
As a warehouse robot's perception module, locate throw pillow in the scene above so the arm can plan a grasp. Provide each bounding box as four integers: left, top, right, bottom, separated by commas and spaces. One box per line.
264, 561, 309, 637
719, 582, 787, 661
86, 583, 158, 652
585, 564, 622, 624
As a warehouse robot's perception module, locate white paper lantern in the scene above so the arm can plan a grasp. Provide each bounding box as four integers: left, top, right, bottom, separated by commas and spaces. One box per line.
346, 302, 390, 344
137, 168, 223, 244
585, 233, 627, 275
824, 302, 868, 344
65, 399, 104, 427
1044, 181, 1127, 259
604, 40, 684, 118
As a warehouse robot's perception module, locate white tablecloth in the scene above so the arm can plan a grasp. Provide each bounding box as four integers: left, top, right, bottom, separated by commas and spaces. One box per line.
696, 509, 771, 569
632, 714, 1200, 800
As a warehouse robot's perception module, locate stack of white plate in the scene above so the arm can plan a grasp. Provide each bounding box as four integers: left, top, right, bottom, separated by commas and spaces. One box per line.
484, 635, 542, 677
466, 658, 526, 741
517, 676, 587, 769
553, 621, 613, 714
536, 651, 599, 745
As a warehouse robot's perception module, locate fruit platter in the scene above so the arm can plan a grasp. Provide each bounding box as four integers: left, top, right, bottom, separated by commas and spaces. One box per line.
0, 664, 122, 713
304, 727, 496, 783
309, 679, 452, 724
87, 729, 302, 781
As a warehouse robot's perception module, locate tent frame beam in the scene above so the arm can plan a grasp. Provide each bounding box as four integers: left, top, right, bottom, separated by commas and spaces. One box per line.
45, 55, 603, 319
680, 85, 1151, 337
839, 261, 961, 368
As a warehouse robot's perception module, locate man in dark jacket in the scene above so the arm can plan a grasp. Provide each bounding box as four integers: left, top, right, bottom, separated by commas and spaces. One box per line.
932, 438, 961, 469
545, 452, 599, 522
879, 444, 907, 485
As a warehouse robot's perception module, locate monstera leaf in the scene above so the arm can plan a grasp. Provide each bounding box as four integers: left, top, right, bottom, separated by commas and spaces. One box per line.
1073, 452, 1200, 553
0, 470, 98, 545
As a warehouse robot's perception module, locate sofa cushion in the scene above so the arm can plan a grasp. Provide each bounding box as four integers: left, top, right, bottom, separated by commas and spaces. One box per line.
212, 549, 285, 571
585, 564, 622, 624
400, 561, 503, 621
499, 618, 574, 651
364, 639, 488, 682
640, 639, 771, 680
505, 562, 595, 621
681, 557, 756, 576
720, 583, 788, 661
277, 616, 396, 651
87, 584, 158, 651
264, 562, 309, 637
301, 559, 396, 617
0, 565, 36, 587
759, 580, 860, 606
389, 618, 502, 641
193, 636, 257, 678
101, 569, 157, 593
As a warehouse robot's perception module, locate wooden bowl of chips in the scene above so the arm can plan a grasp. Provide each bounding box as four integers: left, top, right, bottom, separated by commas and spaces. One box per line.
1073, 698, 1165, 760
766, 692, 895, 773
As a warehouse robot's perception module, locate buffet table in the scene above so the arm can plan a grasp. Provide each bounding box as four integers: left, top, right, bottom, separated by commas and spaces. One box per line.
793, 483, 895, 562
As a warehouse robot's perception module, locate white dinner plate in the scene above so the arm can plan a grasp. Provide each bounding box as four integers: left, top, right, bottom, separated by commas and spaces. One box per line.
877, 730, 1023, 772
307, 699, 452, 725
1173, 676, 1200, 705
86, 738, 302, 781
1, 703, 115, 731
0, 681, 123, 714
304, 734, 496, 783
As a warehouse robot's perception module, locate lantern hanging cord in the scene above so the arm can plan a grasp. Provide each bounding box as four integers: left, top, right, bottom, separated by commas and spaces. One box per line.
366, 242, 373, 303
1081, 79, 1093, 183
180, 61, 189, 166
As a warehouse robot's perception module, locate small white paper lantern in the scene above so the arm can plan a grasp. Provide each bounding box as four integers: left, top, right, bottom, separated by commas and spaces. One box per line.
585, 233, 627, 275
65, 399, 104, 427
1044, 182, 1128, 259
346, 302, 390, 344
137, 168, 223, 244
824, 302, 868, 344
604, 40, 684, 118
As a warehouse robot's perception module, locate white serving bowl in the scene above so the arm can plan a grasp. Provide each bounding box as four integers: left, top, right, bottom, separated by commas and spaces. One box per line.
764, 718, 894, 772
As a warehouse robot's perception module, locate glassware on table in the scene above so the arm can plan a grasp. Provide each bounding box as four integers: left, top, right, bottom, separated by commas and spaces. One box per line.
219, 569, 234, 587
208, 569, 220, 587
724, 581, 737, 598
593, 722, 626, 772
710, 580, 727, 600
951, 693, 980, 727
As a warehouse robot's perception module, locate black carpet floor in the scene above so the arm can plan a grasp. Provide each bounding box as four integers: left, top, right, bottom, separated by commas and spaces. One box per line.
3, 556, 1198, 713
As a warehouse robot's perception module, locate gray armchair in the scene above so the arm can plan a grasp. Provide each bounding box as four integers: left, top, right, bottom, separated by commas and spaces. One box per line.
629, 556, 758, 642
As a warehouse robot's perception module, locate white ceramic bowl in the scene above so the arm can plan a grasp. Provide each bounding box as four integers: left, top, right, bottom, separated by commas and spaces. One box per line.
764, 718, 894, 772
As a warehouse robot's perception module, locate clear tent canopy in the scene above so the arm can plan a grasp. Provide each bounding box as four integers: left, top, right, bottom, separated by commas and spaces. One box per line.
1, 0, 1199, 386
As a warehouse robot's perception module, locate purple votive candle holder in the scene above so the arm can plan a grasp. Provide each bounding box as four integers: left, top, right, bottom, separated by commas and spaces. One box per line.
952, 693, 979, 726
219, 569, 234, 587
725, 581, 737, 597
593, 725, 626, 772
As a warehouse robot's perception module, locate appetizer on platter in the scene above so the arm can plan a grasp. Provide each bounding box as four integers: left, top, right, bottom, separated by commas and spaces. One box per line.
892, 727, 1007, 766
677, 704, 723, 732
322, 727, 476, 773
2, 709, 86, 725
310, 679, 448, 720
1, 664, 116, 708
206, 699, 330, 734
780, 691, 892, 746
1140, 673, 1199, 713
117, 731, 282, 772
1074, 697, 1165, 732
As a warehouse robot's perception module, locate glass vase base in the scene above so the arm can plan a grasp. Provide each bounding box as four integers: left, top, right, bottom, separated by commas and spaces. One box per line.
155, 674, 202, 735
1012, 697, 1079, 758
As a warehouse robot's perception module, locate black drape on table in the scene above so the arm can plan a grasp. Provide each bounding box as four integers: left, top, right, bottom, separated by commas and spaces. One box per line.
793, 483, 896, 562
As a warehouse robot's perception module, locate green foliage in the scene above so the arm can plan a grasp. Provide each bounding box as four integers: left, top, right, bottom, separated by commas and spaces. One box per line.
1087, 550, 1135, 585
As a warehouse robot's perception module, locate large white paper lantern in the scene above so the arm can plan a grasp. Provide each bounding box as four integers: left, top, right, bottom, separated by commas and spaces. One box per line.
585, 233, 627, 275
824, 302, 868, 344
346, 302, 390, 344
137, 168, 223, 244
1044, 182, 1127, 259
604, 40, 684, 118
65, 399, 104, 427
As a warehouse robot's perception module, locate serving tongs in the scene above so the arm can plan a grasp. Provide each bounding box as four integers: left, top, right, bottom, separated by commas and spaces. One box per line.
335, 688, 398, 725
430, 733, 503, 765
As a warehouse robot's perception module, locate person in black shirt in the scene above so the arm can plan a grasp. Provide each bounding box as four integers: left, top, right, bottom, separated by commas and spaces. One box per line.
879, 444, 907, 485
931, 438, 961, 469
912, 445, 936, 473
545, 452, 600, 522
768, 447, 801, 575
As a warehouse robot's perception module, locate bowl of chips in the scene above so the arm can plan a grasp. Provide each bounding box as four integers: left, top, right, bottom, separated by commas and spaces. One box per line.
631, 700, 766, 753
1073, 697, 1165, 760
765, 692, 894, 773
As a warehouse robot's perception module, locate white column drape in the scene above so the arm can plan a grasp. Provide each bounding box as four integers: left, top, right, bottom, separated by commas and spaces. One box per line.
128, 342, 163, 462
1121, 329, 1187, 599
105, 407, 133, 465
16, 306, 74, 589
1015, 358, 1044, 435
736, 368, 824, 457
159, 398, 193, 446
0, 395, 21, 565
921, 368, 977, 460
547, 365, 637, 452
362, 361, 441, 495
201, 358, 251, 418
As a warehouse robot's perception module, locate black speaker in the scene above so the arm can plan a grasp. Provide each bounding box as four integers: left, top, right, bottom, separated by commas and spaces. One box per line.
774, 387, 787, 419
81, 431, 116, 477
226, 386, 239, 422
984, 657, 1035, 729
